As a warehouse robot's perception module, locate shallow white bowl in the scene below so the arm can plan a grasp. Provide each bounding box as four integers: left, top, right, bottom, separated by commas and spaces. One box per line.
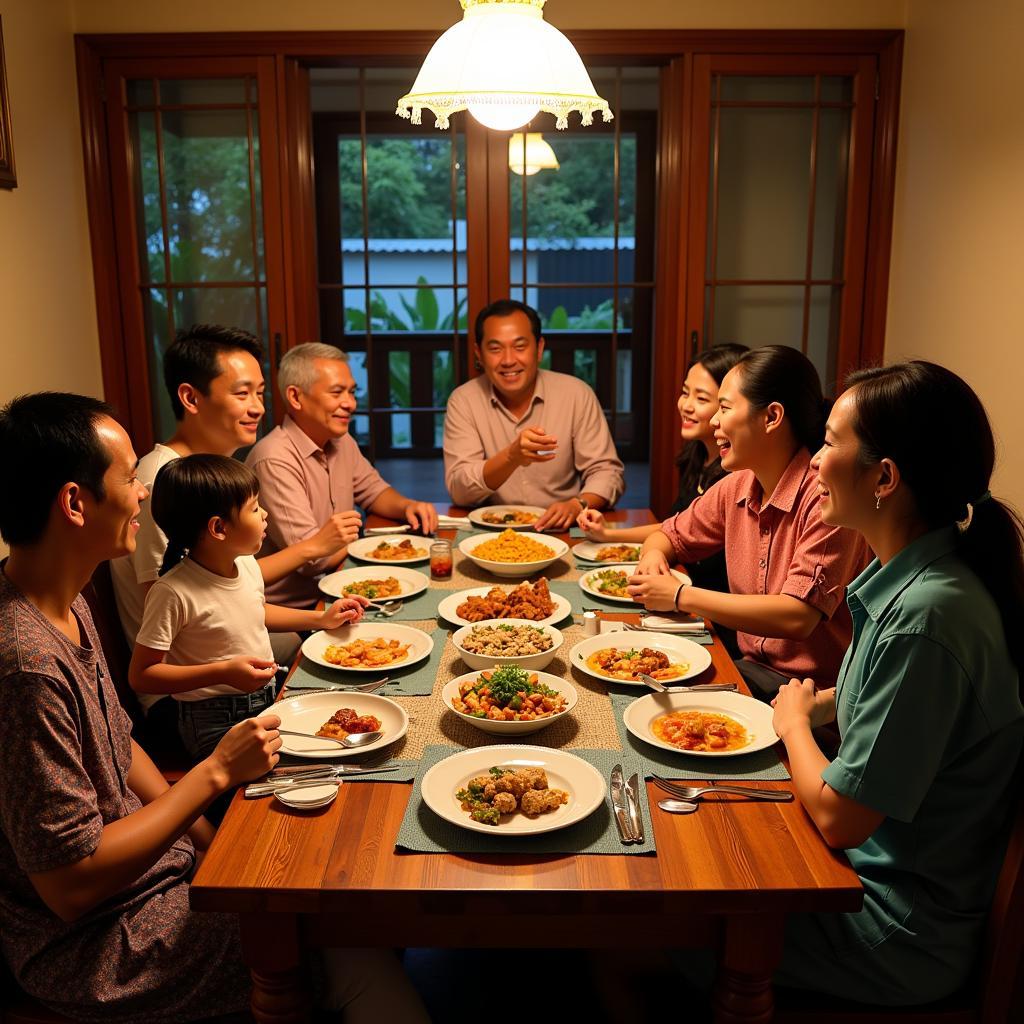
420, 744, 605, 835
346, 534, 430, 564
441, 669, 577, 736
451, 618, 564, 671
577, 565, 691, 605
568, 631, 713, 687
622, 690, 779, 757
458, 531, 569, 578
274, 781, 341, 810
301, 622, 433, 673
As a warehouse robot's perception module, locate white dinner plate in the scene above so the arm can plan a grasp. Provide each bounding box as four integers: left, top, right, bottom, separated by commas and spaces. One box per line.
467, 505, 547, 531
571, 540, 643, 564
569, 631, 712, 687
301, 622, 434, 673
319, 565, 429, 601
436, 585, 572, 628
272, 690, 409, 759
622, 690, 779, 757
420, 744, 605, 836
577, 565, 690, 605
347, 534, 430, 564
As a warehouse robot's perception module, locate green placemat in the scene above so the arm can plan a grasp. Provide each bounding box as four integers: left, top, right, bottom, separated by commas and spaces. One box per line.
396, 744, 655, 855
608, 692, 791, 781
285, 627, 445, 697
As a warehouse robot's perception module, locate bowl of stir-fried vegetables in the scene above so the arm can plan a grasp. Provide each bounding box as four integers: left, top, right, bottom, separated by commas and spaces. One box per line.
441, 664, 577, 735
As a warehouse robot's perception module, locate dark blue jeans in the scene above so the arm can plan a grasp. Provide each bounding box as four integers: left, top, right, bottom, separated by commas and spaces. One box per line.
176, 683, 277, 762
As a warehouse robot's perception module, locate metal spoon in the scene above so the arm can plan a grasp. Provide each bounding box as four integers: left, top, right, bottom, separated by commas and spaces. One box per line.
657, 798, 700, 815
279, 729, 382, 748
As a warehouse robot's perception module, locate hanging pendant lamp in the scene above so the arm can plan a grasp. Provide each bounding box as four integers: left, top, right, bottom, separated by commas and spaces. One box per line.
508, 133, 560, 175
396, 0, 613, 132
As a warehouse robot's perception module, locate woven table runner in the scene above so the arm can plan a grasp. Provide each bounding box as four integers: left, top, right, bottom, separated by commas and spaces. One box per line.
395, 744, 654, 855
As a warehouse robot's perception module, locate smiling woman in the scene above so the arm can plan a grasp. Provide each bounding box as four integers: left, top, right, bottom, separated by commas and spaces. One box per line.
632, 345, 870, 694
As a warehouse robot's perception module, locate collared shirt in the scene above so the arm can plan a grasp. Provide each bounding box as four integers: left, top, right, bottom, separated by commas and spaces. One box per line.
814, 528, 1023, 998
245, 416, 391, 608
661, 449, 870, 684
442, 369, 625, 507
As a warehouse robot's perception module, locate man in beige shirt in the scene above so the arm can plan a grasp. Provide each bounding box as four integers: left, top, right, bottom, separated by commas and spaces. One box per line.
246, 343, 438, 608
443, 299, 625, 529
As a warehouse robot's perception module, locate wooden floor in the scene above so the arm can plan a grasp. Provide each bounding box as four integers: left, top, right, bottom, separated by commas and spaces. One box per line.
375, 458, 652, 507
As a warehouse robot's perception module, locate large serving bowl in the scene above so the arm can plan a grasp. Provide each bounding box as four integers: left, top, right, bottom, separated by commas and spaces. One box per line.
451, 618, 564, 671
458, 530, 569, 578
440, 669, 577, 736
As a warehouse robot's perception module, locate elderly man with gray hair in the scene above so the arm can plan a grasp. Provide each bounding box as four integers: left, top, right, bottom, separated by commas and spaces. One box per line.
245, 343, 438, 608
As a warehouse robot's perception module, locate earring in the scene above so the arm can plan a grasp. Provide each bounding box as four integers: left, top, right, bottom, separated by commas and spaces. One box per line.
875, 494, 882, 510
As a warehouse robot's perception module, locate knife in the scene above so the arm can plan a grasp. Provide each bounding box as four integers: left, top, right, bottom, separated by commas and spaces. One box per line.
609, 763, 637, 844
624, 772, 645, 844
245, 766, 398, 797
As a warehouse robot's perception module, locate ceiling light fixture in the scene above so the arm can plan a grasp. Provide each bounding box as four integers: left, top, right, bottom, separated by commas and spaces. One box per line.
508, 133, 560, 175
396, 1, 613, 133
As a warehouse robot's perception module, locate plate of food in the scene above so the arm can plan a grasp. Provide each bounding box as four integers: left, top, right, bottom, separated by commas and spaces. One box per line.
459, 529, 569, 578
568, 632, 712, 687
577, 565, 691, 604
273, 690, 409, 759
318, 565, 429, 602
622, 690, 778, 757
420, 744, 605, 835
572, 541, 643, 564
441, 666, 577, 735
347, 534, 429, 564
451, 619, 564, 671
301, 622, 433, 673
467, 505, 546, 530
436, 579, 571, 627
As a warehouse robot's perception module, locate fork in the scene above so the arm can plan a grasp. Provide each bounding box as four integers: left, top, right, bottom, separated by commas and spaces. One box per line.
651, 774, 793, 802
364, 600, 401, 617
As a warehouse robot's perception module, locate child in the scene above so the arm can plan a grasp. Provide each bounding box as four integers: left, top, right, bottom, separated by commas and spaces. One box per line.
129, 454, 369, 762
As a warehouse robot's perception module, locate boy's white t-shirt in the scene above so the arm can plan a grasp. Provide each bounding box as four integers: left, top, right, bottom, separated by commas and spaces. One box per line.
135, 554, 275, 702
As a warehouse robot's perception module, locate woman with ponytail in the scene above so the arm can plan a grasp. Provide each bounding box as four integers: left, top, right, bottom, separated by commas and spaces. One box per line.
629, 345, 870, 694
766, 361, 1024, 1004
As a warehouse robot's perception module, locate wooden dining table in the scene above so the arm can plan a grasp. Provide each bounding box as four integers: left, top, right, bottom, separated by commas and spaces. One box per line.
190, 510, 861, 1024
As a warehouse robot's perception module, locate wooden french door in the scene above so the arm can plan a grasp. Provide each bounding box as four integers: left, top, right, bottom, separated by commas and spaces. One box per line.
100, 57, 287, 452
684, 54, 878, 393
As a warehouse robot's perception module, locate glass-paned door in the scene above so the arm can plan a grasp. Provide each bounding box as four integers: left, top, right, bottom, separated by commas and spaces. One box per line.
103, 58, 286, 450
685, 55, 876, 393
509, 67, 659, 461
311, 68, 468, 460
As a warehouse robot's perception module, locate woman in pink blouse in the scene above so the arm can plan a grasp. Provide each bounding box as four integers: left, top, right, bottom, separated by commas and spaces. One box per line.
629, 345, 869, 695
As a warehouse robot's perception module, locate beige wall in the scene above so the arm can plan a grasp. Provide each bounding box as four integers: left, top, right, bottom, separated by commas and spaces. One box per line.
0, 0, 102, 403
886, 0, 1024, 511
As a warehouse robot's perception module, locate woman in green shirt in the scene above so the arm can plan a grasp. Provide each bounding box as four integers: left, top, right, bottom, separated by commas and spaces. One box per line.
771, 360, 1024, 1004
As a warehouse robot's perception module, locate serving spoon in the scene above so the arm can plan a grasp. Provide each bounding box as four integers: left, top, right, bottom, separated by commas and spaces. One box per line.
279, 729, 382, 749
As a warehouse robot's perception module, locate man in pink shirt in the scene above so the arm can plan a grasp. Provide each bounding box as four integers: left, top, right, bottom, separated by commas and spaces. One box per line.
443, 299, 625, 530
246, 343, 438, 608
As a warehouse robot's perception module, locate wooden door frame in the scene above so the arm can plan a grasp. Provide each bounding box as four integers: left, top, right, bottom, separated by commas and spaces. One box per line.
76, 29, 902, 506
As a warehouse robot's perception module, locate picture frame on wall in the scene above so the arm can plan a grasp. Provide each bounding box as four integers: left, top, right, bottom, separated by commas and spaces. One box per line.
0, 16, 17, 190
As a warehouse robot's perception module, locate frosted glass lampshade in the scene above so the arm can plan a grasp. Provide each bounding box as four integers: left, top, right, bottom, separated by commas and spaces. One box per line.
508, 133, 560, 175
396, 0, 613, 132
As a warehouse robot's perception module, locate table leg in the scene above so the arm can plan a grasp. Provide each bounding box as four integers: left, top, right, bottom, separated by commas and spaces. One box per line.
240, 912, 308, 1024
712, 913, 784, 1024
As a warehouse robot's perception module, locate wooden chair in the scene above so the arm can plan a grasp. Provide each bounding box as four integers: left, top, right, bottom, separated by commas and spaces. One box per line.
774, 786, 1024, 1024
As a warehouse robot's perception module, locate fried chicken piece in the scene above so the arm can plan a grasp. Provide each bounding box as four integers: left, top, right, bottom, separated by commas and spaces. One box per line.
492, 792, 517, 814
520, 788, 568, 816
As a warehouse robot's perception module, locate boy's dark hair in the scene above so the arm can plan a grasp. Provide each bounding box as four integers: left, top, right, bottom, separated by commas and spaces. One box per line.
151, 454, 260, 575
163, 324, 263, 420
0, 393, 114, 546
474, 299, 543, 346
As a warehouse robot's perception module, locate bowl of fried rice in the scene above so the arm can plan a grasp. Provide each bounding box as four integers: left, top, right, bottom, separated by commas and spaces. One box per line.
451, 618, 564, 670
459, 528, 569, 578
